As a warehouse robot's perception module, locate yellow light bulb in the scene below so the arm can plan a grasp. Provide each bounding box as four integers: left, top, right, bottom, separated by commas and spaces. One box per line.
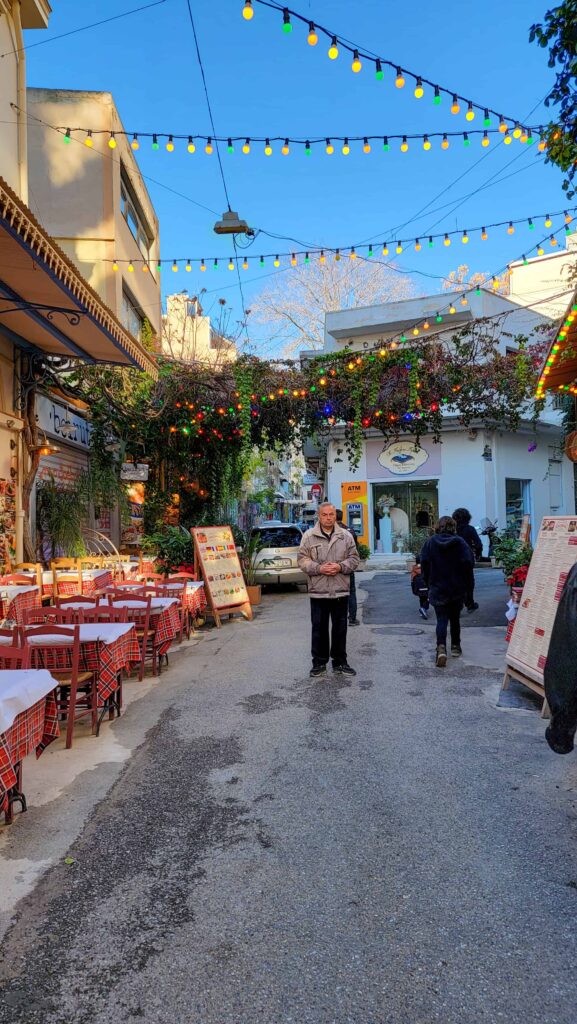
242, 140, 250, 154
503, 133, 512, 145
200, 261, 206, 271
166, 137, 174, 152
415, 240, 421, 251
545, 216, 552, 227
444, 234, 451, 246
382, 244, 389, 256
108, 134, 117, 149
131, 136, 139, 150
128, 262, 134, 272
328, 37, 339, 59
395, 68, 405, 88
205, 140, 213, 154
482, 133, 490, 147
188, 139, 196, 153
363, 139, 371, 154
281, 140, 290, 155
499, 120, 508, 133
242, 1, 253, 20
291, 254, 297, 266
264, 140, 272, 156
423, 137, 431, 151
538, 139, 546, 151
326, 140, 334, 155
400, 137, 409, 152
274, 257, 280, 267
319, 252, 325, 263
396, 242, 403, 254
243, 260, 248, 270
352, 51, 362, 73
307, 23, 318, 45
465, 104, 475, 121
414, 80, 424, 99
451, 96, 460, 114
112, 261, 118, 271
513, 125, 522, 139
228, 260, 234, 270
413, 327, 419, 336
85, 133, 93, 147
462, 233, 469, 243
441, 135, 449, 150
349, 248, 356, 259
342, 141, 350, 155
507, 222, 514, 235
449, 305, 456, 314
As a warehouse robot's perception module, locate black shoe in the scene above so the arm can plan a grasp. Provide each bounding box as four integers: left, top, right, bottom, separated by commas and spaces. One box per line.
418, 606, 428, 620
333, 663, 356, 676
349, 619, 359, 626
466, 602, 479, 614
451, 644, 462, 657
310, 664, 327, 677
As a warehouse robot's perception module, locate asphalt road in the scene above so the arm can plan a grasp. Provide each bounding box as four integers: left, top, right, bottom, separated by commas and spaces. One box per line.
0, 581, 576, 1024
362, 567, 510, 628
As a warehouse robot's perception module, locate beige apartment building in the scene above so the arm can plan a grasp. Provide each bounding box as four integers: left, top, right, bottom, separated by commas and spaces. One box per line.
27, 88, 162, 343
0, 7, 156, 563
162, 292, 237, 365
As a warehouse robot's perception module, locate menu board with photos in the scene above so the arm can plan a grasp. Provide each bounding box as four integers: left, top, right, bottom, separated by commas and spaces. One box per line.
506, 516, 577, 689
191, 526, 252, 625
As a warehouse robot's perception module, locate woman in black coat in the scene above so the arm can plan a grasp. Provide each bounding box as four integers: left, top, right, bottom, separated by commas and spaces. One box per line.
420, 516, 475, 668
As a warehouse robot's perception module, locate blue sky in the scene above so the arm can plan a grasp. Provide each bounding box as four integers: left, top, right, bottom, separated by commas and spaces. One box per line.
24, 0, 565, 352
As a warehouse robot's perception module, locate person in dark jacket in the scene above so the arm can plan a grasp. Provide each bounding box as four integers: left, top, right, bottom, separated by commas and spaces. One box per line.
420, 516, 475, 667
452, 507, 482, 612
544, 561, 577, 755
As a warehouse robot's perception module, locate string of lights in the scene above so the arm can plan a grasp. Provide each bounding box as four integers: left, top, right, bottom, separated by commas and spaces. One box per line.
60, 126, 545, 153
108, 206, 576, 273
240, 0, 527, 129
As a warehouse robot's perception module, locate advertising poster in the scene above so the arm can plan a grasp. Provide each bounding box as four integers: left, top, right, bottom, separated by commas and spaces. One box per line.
506, 516, 577, 686
191, 526, 249, 611
122, 482, 145, 546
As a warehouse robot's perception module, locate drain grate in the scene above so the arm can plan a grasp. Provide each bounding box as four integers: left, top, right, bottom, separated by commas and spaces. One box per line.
371, 626, 425, 636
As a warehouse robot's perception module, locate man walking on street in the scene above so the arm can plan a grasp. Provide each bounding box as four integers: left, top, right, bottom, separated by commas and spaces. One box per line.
336, 508, 360, 625
420, 515, 475, 668
298, 502, 360, 678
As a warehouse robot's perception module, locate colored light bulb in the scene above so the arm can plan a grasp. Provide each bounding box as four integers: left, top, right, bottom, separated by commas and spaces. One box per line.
307, 22, 318, 45
482, 131, 490, 147
264, 138, 272, 156
382, 243, 389, 255
513, 124, 522, 139
304, 140, 311, 155
375, 59, 383, 80
503, 133, 512, 145
205, 138, 213, 154
463, 133, 470, 146
328, 36, 339, 59
242, 0, 253, 19
383, 136, 389, 151
187, 137, 195, 153
319, 251, 325, 263
395, 67, 405, 88
363, 137, 371, 153
507, 222, 514, 235
433, 86, 441, 105
352, 50, 362, 73
444, 233, 451, 246
342, 138, 350, 155
462, 231, 469, 243
326, 138, 334, 155
545, 215, 552, 227
291, 253, 297, 266
185, 260, 191, 272
415, 239, 421, 251
274, 255, 280, 267
200, 260, 206, 271
131, 134, 139, 150
108, 133, 116, 149
112, 261, 118, 271
227, 138, 234, 154
63, 128, 71, 144
128, 262, 134, 272
423, 136, 431, 151
85, 131, 93, 147
172, 261, 178, 272
483, 109, 491, 127
414, 78, 424, 99
349, 248, 356, 259
282, 9, 292, 33
243, 259, 249, 269
499, 119, 507, 133
396, 241, 403, 254
242, 138, 250, 154
228, 259, 234, 270
152, 134, 159, 150
451, 95, 460, 114
481, 227, 488, 240
400, 136, 409, 152
441, 134, 449, 150
166, 136, 174, 152
466, 102, 475, 121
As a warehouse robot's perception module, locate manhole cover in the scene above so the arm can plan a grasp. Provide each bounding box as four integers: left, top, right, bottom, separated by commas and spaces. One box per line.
371, 626, 425, 636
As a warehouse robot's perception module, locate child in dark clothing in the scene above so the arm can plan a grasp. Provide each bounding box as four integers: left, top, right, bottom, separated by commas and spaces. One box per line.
410, 564, 430, 619
420, 515, 475, 668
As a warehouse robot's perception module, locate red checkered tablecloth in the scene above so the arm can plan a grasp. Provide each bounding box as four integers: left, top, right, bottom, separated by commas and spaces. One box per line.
30, 627, 141, 701
0, 692, 59, 815
183, 585, 206, 616
43, 570, 115, 599
0, 588, 41, 625
152, 605, 180, 656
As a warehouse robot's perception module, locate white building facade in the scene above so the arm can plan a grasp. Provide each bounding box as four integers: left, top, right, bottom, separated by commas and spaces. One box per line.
308, 288, 574, 556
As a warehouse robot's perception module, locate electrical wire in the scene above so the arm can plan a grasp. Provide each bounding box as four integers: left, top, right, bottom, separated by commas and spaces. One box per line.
0, 0, 169, 59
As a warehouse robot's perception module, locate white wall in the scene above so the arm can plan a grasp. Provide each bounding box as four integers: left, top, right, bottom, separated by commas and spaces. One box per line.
495, 430, 575, 540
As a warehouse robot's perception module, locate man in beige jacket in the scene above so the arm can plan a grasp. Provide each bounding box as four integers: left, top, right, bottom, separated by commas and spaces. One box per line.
297, 502, 360, 677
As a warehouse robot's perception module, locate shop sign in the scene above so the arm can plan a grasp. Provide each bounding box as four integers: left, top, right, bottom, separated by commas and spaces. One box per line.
120, 463, 149, 481
36, 395, 90, 450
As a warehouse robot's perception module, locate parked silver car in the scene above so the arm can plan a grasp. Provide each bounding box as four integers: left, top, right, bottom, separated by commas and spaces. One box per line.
251, 523, 306, 586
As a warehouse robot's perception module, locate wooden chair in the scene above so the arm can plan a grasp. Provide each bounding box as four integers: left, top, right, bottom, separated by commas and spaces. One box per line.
56, 595, 100, 608
22, 606, 56, 626
50, 559, 82, 598
0, 643, 31, 669
107, 595, 154, 679
13, 563, 43, 588
26, 625, 97, 749
78, 557, 101, 573
80, 605, 128, 623
144, 582, 188, 641
1, 573, 36, 585
0, 626, 19, 642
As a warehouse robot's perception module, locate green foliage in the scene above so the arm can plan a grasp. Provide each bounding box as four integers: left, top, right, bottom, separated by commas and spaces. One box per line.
36, 474, 88, 558
404, 528, 431, 558
241, 531, 265, 586
357, 541, 371, 561
492, 535, 533, 579
142, 527, 194, 575
530, 2, 577, 196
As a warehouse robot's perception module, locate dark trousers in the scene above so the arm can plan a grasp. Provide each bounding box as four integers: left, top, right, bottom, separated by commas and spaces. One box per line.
348, 572, 357, 623
310, 597, 348, 667
434, 600, 463, 647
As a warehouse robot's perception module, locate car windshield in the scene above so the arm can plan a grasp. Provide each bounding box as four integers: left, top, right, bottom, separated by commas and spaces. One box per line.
253, 527, 301, 549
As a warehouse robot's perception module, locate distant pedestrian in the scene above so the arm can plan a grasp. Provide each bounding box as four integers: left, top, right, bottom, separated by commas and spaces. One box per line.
336, 508, 360, 625
410, 562, 430, 619
452, 507, 482, 612
420, 516, 475, 668
298, 502, 360, 677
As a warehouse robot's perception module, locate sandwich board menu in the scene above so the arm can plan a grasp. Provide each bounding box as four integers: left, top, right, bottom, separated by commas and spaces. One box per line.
503, 516, 577, 707
191, 526, 252, 628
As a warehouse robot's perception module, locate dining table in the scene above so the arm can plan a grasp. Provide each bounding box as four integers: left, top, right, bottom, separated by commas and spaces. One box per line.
108, 597, 181, 656
0, 668, 59, 822
0, 623, 141, 704
0, 584, 41, 625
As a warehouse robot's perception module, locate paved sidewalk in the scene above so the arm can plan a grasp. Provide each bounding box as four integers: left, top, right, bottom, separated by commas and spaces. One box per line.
0, 585, 576, 1024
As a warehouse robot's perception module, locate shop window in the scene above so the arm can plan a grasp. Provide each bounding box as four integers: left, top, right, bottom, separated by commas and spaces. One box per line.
120, 169, 152, 261
505, 478, 531, 535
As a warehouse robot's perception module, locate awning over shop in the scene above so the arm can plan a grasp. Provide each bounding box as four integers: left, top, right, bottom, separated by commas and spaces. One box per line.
0, 176, 157, 378
536, 289, 577, 398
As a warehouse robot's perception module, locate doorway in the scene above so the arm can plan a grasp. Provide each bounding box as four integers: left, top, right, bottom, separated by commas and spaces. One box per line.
372, 480, 439, 552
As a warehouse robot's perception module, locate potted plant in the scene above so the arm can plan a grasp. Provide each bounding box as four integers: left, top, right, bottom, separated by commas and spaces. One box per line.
357, 541, 370, 568
241, 532, 264, 605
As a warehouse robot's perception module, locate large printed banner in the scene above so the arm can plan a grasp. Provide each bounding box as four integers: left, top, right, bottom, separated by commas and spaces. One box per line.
506, 516, 577, 685
191, 526, 249, 611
